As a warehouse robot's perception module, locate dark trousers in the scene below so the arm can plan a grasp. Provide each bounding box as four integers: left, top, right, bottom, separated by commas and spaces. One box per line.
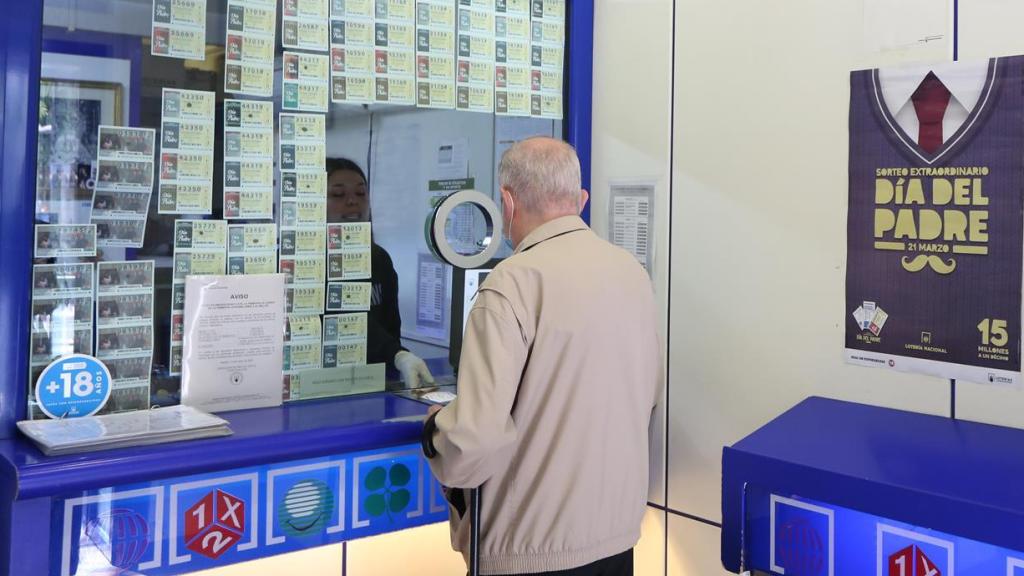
488, 549, 633, 576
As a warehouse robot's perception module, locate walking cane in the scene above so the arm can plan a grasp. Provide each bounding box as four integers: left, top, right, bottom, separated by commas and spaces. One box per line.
469, 486, 481, 576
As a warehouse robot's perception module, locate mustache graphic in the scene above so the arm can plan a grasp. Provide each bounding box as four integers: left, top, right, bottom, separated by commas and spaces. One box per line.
901, 255, 957, 274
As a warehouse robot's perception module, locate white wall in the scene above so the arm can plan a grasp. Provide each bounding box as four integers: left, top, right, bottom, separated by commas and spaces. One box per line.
668, 0, 955, 530
590, 0, 674, 571
591, 0, 1024, 574
591, 0, 674, 507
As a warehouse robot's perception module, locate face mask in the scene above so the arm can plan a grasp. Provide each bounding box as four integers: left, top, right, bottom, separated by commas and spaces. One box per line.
502, 191, 516, 251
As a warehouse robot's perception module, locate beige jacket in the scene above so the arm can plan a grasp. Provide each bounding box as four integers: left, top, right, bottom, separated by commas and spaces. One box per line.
428, 216, 661, 575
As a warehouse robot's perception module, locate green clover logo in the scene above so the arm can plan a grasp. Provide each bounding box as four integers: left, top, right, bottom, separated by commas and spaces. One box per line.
363, 463, 412, 522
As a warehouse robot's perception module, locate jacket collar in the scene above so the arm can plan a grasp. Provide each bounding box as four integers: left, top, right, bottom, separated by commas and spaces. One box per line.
514, 215, 589, 254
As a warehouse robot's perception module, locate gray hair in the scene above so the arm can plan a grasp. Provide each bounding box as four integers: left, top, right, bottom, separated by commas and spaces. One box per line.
498, 137, 581, 214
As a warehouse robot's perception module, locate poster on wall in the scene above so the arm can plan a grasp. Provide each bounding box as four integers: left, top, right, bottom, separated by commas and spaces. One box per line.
846, 56, 1024, 385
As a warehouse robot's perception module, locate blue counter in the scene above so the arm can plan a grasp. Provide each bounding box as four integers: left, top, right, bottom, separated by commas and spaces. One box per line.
0, 393, 448, 576
721, 396, 1024, 575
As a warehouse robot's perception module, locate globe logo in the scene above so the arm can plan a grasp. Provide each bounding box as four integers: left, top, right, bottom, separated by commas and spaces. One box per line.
278, 479, 333, 537
776, 517, 826, 576
84, 508, 151, 570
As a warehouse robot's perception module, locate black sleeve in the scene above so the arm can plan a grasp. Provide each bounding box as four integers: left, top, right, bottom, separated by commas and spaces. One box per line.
366, 244, 405, 366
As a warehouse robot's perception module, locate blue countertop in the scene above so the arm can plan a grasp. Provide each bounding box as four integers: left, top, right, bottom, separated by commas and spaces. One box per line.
721, 396, 1024, 571
0, 393, 431, 500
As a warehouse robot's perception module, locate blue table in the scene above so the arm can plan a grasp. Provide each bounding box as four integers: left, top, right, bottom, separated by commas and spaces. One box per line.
721, 396, 1024, 575
0, 393, 449, 576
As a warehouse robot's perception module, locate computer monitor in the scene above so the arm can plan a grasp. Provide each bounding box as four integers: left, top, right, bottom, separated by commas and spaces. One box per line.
448, 258, 503, 373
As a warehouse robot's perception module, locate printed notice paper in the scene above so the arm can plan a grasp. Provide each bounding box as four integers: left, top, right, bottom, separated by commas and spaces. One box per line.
181, 273, 286, 412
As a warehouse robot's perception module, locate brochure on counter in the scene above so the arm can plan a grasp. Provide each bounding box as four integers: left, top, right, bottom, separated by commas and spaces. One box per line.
17, 405, 232, 456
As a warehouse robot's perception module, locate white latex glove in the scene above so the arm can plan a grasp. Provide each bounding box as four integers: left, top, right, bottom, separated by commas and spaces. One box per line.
394, 350, 435, 388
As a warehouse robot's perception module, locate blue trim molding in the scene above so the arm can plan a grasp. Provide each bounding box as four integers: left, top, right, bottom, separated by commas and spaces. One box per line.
0, 0, 43, 438
566, 0, 594, 224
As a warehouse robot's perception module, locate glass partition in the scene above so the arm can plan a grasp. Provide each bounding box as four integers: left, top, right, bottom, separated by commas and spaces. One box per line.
29, 0, 566, 418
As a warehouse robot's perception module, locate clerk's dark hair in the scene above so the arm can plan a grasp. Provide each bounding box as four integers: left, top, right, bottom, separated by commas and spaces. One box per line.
326, 157, 367, 185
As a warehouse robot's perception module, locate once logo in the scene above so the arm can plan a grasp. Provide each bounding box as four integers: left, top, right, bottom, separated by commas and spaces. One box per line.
185, 489, 246, 560
889, 544, 941, 576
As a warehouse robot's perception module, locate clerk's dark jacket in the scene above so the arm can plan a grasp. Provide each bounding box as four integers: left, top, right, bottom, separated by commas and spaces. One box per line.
368, 243, 403, 365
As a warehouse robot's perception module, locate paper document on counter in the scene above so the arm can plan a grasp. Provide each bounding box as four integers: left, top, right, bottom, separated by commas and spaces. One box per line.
181, 274, 286, 412
17, 405, 231, 456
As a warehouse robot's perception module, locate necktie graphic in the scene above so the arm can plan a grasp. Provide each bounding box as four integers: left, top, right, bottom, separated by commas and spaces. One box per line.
911, 71, 952, 154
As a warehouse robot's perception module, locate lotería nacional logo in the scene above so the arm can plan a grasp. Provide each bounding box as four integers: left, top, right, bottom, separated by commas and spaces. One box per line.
873, 169, 991, 275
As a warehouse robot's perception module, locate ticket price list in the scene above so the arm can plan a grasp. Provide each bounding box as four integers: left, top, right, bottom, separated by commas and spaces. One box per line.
224, 100, 275, 219
96, 260, 156, 414
416, 0, 457, 108
225, 0, 278, 97
170, 220, 227, 375
28, 263, 95, 419
158, 89, 217, 215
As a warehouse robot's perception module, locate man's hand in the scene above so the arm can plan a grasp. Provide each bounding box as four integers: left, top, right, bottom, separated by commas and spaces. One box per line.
428, 404, 443, 417
394, 350, 435, 388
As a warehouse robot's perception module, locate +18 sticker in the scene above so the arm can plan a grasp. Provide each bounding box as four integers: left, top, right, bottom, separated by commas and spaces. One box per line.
35, 354, 112, 418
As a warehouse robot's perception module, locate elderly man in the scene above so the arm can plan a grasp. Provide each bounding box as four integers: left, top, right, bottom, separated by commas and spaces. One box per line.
422, 137, 661, 575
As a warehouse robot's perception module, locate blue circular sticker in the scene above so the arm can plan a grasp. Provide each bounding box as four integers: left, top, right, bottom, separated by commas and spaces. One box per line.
35, 354, 112, 419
